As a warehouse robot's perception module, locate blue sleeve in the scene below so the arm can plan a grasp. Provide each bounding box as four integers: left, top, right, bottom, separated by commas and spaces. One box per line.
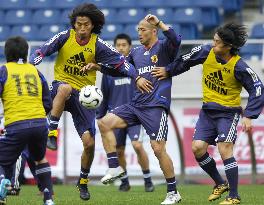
96, 75, 110, 119
38, 70, 52, 114
29, 30, 70, 65
95, 37, 138, 78
165, 44, 211, 76
162, 28, 182, 61
234, 60, 264, 119
0, 66, 7, 97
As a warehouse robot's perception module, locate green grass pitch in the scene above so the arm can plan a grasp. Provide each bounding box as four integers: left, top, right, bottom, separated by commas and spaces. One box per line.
7, 184, 264, 205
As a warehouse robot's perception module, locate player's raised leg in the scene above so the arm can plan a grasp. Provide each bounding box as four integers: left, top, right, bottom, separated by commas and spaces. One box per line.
47, 83, 72, 150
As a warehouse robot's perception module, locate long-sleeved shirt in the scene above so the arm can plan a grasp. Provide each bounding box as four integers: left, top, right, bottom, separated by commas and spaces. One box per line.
127, 28, 181, 111
0, 61, 51, 127
165, 44, 264, 119
97, 75, 136, 119
29, 29, 138, 90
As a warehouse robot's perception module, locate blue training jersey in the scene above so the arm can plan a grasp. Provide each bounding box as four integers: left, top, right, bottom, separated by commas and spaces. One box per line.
166, 44, 264, 119
97, 75, 136, 119
127, 28, 181, 110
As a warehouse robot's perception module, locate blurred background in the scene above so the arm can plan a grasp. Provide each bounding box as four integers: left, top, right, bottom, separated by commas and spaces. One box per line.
0, 0, 263, 186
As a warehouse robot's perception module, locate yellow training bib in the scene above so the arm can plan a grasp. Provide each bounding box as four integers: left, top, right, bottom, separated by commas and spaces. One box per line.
202, 48, 242, 107
2, 62, 46, 126
54, 30, 97, 90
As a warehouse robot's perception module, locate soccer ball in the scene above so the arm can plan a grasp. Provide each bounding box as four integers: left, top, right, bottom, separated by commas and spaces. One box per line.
79, 85, 103, 109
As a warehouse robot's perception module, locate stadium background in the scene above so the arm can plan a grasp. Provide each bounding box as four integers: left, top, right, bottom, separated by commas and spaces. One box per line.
0, 0, 263, 186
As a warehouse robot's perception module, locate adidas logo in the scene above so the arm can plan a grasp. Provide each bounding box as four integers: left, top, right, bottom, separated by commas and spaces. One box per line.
66, 52, 86, 67
151, 133, 155, 137
210, 70, 223, 81
205, 70, 228, 95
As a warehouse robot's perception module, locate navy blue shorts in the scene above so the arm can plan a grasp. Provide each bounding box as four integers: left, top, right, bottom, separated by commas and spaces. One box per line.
0, 119, 48, 167
115, 125, 143, 147
50, 80, 96, 137
193, 109, 240, 145
111, 104, 168, 141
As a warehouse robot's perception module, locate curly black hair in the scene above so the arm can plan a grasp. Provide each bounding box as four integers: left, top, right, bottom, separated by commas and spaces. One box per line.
216, 22, 248, 55
5, 36, 28, 63
69, 3, 105, 34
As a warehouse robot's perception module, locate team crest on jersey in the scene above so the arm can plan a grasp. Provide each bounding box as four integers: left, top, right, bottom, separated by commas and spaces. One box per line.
151, 55, 158, 63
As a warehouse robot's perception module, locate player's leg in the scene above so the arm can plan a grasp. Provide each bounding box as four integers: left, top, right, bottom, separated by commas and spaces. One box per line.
29, 125, 54, 205
217, 113, 241, 205
47, 81, 72, 150
0, 129, 27, 203
25, 151, 42, 193
129, 126, 154, 192
115, 129, 130, 192
192, 109, 228, 202
98, 104, 139, 185
138, 107, 181, 204
68, 95, 96, 201
8, 155, 23, 196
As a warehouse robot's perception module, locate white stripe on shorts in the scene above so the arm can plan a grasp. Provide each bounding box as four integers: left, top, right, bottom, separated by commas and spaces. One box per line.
225, 113, 239, 142
156, 111, 167, 141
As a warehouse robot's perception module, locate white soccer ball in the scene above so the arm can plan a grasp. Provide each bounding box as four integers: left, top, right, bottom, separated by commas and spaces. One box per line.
79, 85, 103, 109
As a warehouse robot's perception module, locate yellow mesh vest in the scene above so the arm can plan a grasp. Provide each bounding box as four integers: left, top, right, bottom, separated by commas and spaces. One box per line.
202, 48, 242, 107
54, 29, 97, 91
2, 62, 46, 126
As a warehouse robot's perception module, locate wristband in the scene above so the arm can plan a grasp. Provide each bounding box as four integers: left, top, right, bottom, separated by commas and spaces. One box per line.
135, 76, 141, 83
155, 20, 161, 27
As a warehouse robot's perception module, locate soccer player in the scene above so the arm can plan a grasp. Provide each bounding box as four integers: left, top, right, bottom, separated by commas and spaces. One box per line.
29, 3, 151, 201
96, 14, 182, 204
0, 36, 54, 205
152, 23, 264, 204
97, 33, 154, 192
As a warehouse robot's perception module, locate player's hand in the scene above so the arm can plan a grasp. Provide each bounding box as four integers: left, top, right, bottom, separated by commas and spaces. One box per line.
151, 67, 169, 80
81, 63, 101, 72
145, 14, 159, 27
136, 77, 153, 93
241, 117, 252, 132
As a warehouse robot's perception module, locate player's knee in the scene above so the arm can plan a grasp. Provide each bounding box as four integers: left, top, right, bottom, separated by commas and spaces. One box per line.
152, 144, 164, 158
192, 142, 205, 157
82, 134, 95, 151
57, 84, 72, 99
218, 143, 233, 160
83, 140, 95, 152
132, 141, 143, 153
97, 118, 111, 133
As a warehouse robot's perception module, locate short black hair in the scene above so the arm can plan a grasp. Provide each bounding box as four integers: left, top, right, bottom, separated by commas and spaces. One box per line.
4, 36, 28, 63
114, 33, 132, 46
69, 3, 105, 34
216, 22, 248, 55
